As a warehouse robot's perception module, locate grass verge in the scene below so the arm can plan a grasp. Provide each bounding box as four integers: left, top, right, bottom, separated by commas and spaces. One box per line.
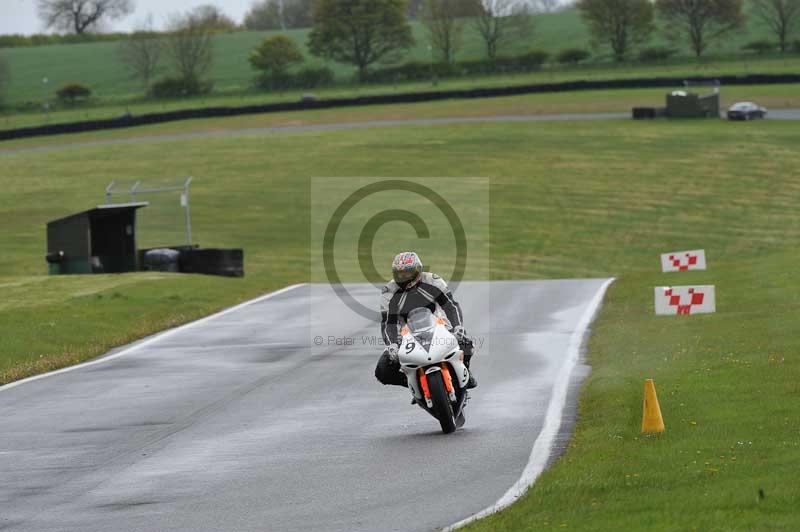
0, 273, 277, 383
1, 113, 799, 528
465, 251, 800, 531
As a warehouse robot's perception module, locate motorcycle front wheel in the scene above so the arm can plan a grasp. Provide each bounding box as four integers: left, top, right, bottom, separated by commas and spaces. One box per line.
427, 371, 457, 434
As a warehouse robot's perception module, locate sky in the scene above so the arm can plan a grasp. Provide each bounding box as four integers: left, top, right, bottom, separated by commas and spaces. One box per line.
0, 0, 255, 35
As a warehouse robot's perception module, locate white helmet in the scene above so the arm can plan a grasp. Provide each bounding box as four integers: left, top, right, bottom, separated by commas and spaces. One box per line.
392, 251, 423, 289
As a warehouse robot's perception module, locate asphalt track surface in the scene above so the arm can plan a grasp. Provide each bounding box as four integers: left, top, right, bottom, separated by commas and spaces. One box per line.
0, 280, 612, 532
2, 108, 799, 155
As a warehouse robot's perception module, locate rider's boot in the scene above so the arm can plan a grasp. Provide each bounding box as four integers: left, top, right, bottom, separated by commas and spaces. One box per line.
457, 336, 478, 389
464, 353, 478, 389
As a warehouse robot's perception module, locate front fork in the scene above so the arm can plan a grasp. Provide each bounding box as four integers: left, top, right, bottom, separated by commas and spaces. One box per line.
418, 369, 433, 408
418, 364, 458, 408
440, 364, 457, 402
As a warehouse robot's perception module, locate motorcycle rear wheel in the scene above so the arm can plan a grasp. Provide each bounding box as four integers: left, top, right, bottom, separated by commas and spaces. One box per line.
427, 371, 457, 434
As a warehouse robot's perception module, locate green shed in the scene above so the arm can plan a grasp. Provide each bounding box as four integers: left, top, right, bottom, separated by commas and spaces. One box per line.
665, 81, 721, 118
46, 202, 148, 274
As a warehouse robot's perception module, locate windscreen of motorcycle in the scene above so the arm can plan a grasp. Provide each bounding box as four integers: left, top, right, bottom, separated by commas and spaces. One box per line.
407, 308, 436, 350
407, 308, 435, 333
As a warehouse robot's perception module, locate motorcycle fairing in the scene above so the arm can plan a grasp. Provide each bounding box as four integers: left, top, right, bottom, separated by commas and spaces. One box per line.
398, 322, 469, 400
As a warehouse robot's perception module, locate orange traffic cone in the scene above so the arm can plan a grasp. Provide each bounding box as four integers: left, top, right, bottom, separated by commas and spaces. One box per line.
641, 379, 665, 434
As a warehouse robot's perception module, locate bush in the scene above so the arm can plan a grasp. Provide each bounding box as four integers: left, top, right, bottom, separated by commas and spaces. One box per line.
556, 48, 591, 65
638, 46, 677, 62
249, 35, 304, 75
250, 36, 305, 90
793, 40, 800, 53
255, 70, 295, 90
360, 50, 550, 84
253, 66, 336, 91
450, 59, 493, 76
742, 40, 776, 55
361, 61, 447, 83
516, 50, 550, 70
486, 57, 519, 73
55, 83, 91, 104
466, 52, 549, 75
294, 66, 335, 89
149, 76, 213, 98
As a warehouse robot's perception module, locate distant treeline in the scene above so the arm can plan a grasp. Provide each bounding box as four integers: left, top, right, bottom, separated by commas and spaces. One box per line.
0, 32, 152, 48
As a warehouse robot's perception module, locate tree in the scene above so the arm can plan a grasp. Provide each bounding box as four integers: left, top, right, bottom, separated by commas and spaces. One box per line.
283, 0, 315, 28
656, 0, 745, 57
751, 0, 800, 52
36, 0, 134, 34
422, 0, 467, 63
244, 0, 283, 30
408, 0, 426, 17
250, 35, 304, 87
471, 0, 533, 61
186, 4, 238, 31
165, 11, 215, 82
243, 0, 313, 30
118, 17, 162, 89
578, 0, 654, 62
308, 0, 414, 81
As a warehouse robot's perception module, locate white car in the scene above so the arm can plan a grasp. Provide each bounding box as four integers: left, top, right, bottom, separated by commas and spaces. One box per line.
727, 101, 767, 120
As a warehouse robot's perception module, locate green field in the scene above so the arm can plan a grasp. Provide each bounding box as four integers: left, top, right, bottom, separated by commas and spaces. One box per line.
1, 6, 796, 131
1, 99, 799, 528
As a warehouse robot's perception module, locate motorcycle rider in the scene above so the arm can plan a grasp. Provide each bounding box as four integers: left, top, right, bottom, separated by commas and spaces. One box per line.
374, 251, 477, 389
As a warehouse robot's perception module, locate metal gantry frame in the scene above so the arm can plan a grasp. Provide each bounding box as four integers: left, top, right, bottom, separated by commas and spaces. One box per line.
105, 177, 193, 246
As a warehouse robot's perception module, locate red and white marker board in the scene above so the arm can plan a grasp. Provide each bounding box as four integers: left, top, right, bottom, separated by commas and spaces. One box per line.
654, 285, 716, 315
660, 249, 707, 272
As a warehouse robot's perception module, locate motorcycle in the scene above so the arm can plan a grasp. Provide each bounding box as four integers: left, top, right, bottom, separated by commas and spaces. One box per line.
398, 307, 471, 434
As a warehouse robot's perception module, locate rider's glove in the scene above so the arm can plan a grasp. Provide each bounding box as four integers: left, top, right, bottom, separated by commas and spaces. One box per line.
385, 343, 399, 361
453, 326, 467, 342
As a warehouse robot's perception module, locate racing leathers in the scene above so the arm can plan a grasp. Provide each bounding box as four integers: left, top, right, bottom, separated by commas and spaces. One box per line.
374, 272, 475, 387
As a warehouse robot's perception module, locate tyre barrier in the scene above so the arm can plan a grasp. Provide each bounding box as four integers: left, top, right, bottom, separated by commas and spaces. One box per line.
143, 248, 181, 273
2, 73, 799, 142
632, 107, 658, 119
137, 246, 244, 277
179, 248, 244, 278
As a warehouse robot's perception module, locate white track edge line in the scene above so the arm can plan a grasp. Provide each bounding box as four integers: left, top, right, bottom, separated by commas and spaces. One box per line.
444, 277, 616, 531
0, 283, 307, 393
